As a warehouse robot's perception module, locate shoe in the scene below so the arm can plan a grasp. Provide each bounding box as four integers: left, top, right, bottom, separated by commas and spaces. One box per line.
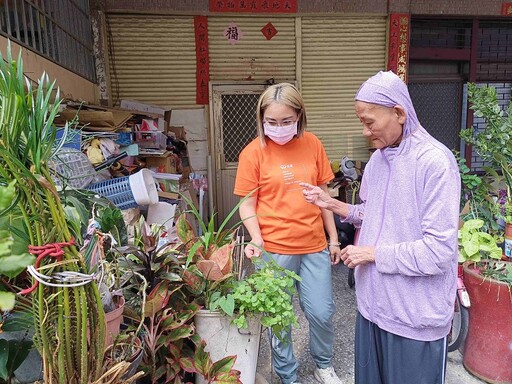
314, 366, 343, 384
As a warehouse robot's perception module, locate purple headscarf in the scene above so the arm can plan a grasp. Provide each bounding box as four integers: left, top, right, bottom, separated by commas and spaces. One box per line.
355, 71, 420, 138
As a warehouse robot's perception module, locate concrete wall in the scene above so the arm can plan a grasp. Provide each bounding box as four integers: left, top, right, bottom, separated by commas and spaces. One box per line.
0, 38, 98, 104
93, 0, 506, 16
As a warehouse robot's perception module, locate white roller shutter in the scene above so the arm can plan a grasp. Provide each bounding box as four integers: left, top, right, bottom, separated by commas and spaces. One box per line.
301, 17, 387, 161
106, 14, 197, 108
208, 16, 296, 82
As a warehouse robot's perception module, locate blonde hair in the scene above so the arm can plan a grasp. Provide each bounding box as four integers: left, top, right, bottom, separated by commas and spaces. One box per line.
256, 83, 307, 146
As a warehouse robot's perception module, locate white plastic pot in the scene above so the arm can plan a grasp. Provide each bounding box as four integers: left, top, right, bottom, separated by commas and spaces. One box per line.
128, 168, 158, 205
194, 310, 262, 384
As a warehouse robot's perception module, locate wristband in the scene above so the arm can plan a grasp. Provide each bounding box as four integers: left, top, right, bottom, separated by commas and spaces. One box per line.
328, 242, 341, 247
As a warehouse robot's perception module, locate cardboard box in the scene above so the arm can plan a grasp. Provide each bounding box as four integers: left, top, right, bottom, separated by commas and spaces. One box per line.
120, 100, 172, 124
167, 126, 186, 140
141, 153, 178, 173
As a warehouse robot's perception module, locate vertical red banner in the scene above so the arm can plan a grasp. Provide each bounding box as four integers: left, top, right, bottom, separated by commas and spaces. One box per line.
387, 13, 410, 83
194, 16, 210, 105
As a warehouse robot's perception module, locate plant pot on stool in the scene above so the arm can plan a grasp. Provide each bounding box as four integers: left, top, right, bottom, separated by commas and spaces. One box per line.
462, 262, 512, 383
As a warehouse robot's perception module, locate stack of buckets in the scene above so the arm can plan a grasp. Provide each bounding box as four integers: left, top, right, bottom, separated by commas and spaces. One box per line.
87, 168, 159, 209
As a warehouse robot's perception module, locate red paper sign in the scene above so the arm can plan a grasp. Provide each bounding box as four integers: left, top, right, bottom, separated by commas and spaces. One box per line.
210, 0, 297, 13
194, 16, 210, 105
501, 3, 512, 16
387, 13, 410, 83
261, 22, 278, 40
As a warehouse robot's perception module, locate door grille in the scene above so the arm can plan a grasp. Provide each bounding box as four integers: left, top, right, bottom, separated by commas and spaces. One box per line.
408, 80, 462, 152
221, 93, 259, 164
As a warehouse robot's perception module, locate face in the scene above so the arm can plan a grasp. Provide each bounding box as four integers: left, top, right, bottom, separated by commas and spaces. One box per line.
263, 102, 298, 128
355, 101, 405, 149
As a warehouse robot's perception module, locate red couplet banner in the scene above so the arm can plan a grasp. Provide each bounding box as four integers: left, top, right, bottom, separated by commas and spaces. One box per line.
194, 16, 210, 105
387, 13, 410, 83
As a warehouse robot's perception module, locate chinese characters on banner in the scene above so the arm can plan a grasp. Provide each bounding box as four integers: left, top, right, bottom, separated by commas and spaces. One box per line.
210, 0, 297, 13
387, 13, 410, 83
261, 22, 278, 40
501, 3, 512, 16
224, 22, 244, 44
194, 16, 210, 105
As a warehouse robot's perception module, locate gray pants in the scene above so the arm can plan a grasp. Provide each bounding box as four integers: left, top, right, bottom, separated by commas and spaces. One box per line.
265, 251, 335, 384
355, 312, 448, 384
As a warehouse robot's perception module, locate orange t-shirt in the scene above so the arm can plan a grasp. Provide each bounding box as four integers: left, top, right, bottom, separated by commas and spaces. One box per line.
234, 132, 334, 254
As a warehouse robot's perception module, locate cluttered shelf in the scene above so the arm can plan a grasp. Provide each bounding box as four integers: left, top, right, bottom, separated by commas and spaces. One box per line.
51, 99, 206, 235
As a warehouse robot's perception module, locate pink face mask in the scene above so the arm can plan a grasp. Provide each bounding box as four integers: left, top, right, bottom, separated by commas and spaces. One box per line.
263, 122, 298, 145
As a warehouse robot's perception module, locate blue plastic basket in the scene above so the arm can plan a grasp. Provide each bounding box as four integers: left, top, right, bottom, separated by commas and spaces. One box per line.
86, 176, 137, 210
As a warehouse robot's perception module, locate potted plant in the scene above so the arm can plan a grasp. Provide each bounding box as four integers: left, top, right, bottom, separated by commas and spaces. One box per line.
0, 44, 112, 383
176, 195, 300, 384
112, 217, 241, 384
460, 83, 512, 247
458, 217, 512, 383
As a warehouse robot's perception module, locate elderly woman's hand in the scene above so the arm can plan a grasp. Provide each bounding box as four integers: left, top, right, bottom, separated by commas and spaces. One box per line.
300, 182, 331, 208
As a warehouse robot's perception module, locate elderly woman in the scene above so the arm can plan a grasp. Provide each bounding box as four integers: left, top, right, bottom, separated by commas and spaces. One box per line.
301, 71, 461, 384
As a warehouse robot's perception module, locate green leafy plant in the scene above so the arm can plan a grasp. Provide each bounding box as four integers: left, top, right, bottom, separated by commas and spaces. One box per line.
176, 191, 300, 341
180, 340, 242, 384
178, 191, 256, 310
460, 83, 512, 224
218, 258, 300, 337
0, 43, 121, 383
112, 217, 241, 383
458, 219, 503, 263
457, 218, 512, 284
0, 312, 34, 384
0, 181, 35, 311
455, 153, 500, 234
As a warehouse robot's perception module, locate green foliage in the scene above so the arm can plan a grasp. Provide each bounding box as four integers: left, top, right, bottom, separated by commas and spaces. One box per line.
0, 181, 35, 311
210, 258, 300, 339
0, 339, 32, 382
455, 154, 500, 234
0, 43, 108, 383
458, 219, 502, 263
178, 190, 257, 309
180, 340, 242, 384
460, 83, 512, 224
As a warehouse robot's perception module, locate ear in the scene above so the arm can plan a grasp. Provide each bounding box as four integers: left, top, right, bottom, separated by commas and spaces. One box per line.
393, 105, 406, 124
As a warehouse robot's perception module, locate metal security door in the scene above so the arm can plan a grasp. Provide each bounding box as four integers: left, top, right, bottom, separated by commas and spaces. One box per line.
408, 77, 463, 152
211, 83, 267, 229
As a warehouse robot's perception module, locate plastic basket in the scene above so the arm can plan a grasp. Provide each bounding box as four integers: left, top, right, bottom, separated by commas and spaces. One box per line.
87, 176, 137, 210
51, 148, 96, 189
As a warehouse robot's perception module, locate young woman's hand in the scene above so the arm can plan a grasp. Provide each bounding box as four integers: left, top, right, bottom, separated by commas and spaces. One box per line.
245, 237, 264, 258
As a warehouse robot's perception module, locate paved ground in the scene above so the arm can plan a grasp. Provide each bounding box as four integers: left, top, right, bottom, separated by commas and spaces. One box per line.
256, 263, 485, 384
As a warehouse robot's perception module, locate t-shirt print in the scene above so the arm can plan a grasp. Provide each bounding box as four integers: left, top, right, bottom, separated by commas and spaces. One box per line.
280, 162, 309, 192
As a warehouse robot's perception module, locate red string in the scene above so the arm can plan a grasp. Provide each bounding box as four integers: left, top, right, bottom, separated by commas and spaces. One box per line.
18, 239, 76, 295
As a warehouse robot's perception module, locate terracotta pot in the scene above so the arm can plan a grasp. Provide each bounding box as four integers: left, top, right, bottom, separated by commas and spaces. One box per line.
462, 262, 512, 383
104, 295, 125, 347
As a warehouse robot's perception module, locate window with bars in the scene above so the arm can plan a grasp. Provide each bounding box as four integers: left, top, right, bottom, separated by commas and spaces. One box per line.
0, 0, 95, 82
477, 21, 512, 82
411, 19, 472, 50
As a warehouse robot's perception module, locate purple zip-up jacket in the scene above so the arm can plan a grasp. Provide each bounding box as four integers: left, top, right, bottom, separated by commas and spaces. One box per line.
345, 71, 461, 341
